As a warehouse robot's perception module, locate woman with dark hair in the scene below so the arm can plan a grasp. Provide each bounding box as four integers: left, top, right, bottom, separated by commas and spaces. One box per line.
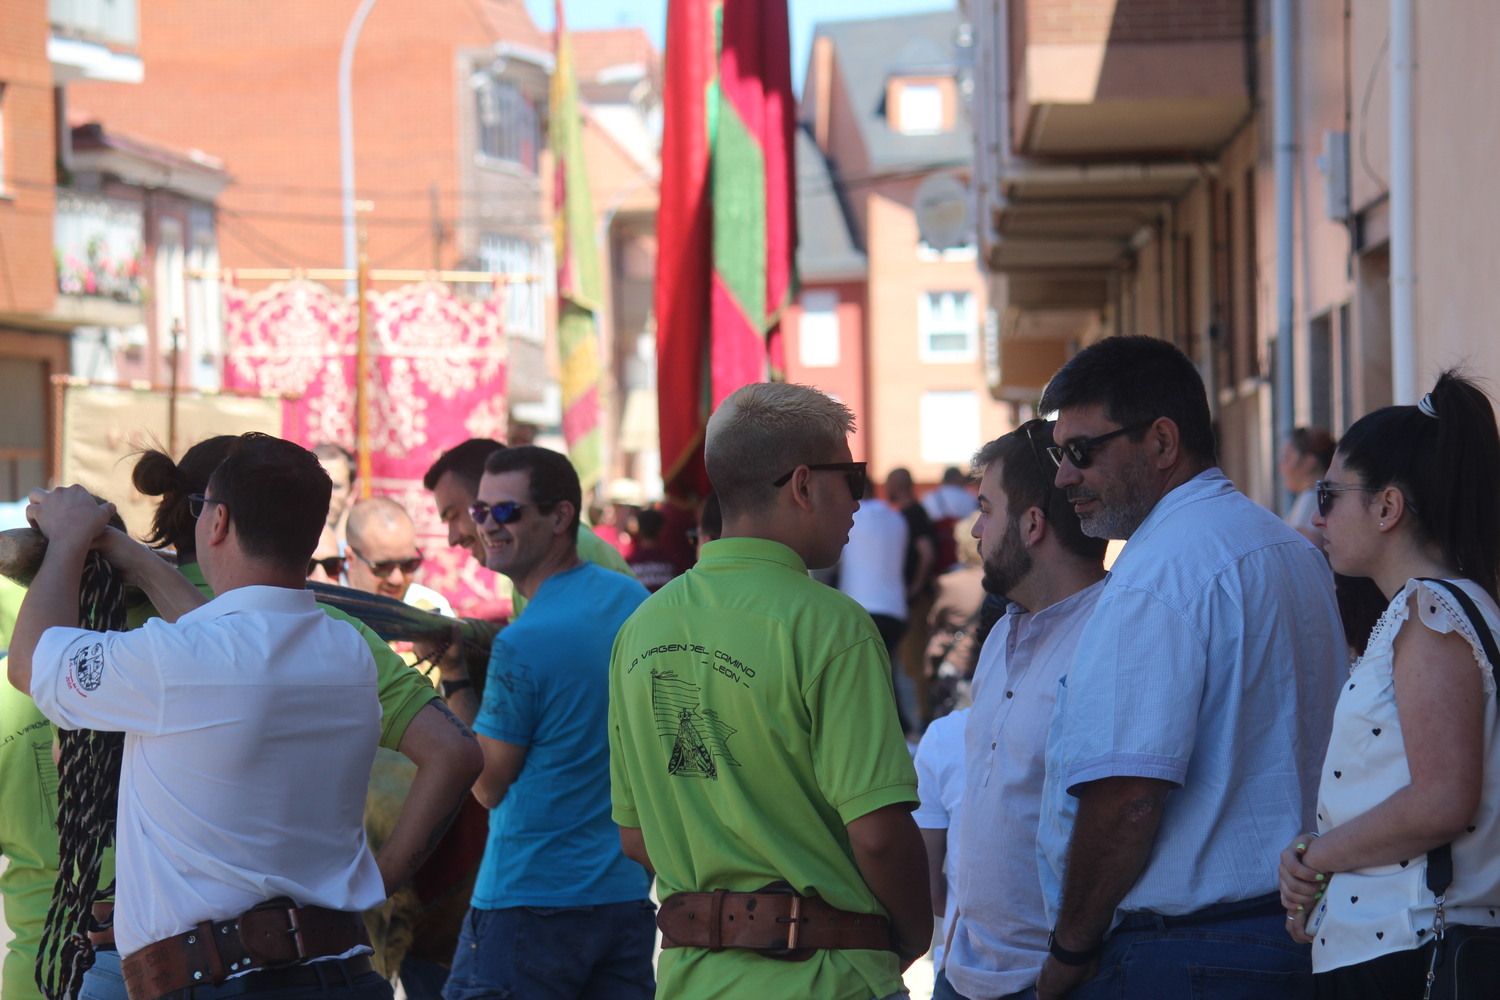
132, 436, 238, 559
1277, 371, 1500, 998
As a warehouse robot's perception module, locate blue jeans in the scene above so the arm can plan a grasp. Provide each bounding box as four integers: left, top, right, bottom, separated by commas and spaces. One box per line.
398, 955, 449, 1000
1071, 906, 1312, 1000
933, 967, 1035, 1000
80, 948, 128, 1000
442, 900, 656, 1000
81, 944, 390, 1000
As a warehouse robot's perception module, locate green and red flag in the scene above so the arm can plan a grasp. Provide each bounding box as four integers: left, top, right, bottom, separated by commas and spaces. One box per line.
711, 0, 796, 398
551, 0, 604, 494
656, 0, 797, 501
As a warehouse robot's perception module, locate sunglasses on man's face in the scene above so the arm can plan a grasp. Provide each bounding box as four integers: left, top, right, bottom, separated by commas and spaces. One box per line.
468, 500, 534, 527
1046, 421, 1155, 470
771, 462, 868, 501
348, 546, 423, 579
307, 555, 344, 578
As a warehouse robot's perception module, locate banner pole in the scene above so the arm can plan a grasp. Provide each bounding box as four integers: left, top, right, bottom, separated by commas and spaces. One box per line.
355, 202, 374, 497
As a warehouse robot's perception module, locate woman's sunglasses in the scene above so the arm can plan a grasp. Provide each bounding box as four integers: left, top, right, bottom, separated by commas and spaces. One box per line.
1314, 481, 1380, 518
307, 555, 345, 578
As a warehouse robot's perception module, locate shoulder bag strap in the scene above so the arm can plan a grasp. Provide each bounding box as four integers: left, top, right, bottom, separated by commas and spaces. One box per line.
1416, 578, 1500, 898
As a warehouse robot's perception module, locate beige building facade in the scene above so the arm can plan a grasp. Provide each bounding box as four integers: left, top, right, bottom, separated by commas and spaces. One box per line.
965, 0, 1498, 507
799, 11, 1010, 485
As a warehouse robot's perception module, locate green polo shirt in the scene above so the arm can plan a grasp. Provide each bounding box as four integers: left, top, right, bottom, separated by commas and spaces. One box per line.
511, 524, 634, 617
608, 537, 917, 1000
1, 578, 53, 1000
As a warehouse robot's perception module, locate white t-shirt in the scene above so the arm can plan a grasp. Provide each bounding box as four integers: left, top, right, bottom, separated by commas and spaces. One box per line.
1308, 578, 1500, 973
922, 485, 978, 522
913, 708, 968, 969
838, 500, 909, 620
31, 585, 387, 956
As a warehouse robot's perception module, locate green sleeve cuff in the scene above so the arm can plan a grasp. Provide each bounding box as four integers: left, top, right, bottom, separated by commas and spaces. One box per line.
834, 782, 919, 826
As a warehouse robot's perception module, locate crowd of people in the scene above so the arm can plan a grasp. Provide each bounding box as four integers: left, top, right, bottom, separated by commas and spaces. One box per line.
1, 334, 1498, 1000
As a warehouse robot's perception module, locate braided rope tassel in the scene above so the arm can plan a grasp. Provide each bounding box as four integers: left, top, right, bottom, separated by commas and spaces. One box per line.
36, 552, 127, 1000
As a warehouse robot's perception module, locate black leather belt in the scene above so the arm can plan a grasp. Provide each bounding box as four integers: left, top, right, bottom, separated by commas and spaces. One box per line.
1114, 893, 1284, 933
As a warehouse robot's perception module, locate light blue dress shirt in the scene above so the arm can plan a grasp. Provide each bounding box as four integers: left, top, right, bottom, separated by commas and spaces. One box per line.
1038, 469, 1345, 923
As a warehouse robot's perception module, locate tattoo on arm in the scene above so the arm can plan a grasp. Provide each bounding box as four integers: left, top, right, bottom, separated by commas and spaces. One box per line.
432, 699, 476, 740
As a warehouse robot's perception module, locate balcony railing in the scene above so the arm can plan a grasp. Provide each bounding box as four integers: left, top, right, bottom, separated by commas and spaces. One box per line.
50, 0, 138, 48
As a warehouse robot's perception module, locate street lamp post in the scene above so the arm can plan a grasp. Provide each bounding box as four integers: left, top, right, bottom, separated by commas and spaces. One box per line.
339, 0, 380, 295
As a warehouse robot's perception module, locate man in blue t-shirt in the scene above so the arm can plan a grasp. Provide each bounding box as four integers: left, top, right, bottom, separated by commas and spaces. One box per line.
439, 446, 654, 1000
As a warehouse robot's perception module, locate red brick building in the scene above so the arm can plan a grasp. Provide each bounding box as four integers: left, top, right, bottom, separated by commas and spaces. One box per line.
0, 0, 145, 498
74, 0, 558, 406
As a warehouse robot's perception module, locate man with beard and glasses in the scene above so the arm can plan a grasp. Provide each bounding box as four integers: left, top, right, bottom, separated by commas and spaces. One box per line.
1032, 337, 1345, 1000
934, 422, 1107, 1000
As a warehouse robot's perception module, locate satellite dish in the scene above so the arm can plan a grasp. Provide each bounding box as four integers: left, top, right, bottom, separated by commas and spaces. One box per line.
914, 173, 973, 251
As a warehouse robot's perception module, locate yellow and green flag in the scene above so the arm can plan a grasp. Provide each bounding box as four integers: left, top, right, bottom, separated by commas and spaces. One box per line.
550, 0, 603, 494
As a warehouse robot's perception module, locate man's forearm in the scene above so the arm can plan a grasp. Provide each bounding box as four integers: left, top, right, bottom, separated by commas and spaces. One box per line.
101, 530, 205, 622
1053, 776, 1171, 950
376, 700, 484, 895
848, 805, 934, 968
8, 539, 89, 692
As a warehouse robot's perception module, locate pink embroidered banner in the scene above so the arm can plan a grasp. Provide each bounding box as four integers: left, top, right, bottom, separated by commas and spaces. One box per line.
223, 279, 510, 617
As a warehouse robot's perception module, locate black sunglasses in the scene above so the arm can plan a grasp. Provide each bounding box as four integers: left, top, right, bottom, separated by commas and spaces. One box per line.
307, 555, 345, 578
1016, 418, 1055, 480
771, 461, 868, 501
1047, 421, 1155, 470
469, 500, 538, 526
1314, 480, 1380, 518
347, 546, 423, 579
187, 493, 227, 519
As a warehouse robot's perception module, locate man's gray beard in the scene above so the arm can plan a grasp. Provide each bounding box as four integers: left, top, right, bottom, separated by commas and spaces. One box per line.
1078, 495, 1153, 541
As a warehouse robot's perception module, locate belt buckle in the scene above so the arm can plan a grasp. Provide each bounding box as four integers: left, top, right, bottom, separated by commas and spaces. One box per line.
760, 883, 814, 963
239, 902, 308, 969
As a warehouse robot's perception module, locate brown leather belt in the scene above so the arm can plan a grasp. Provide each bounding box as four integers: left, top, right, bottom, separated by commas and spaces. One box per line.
121, 899, 370, 1000
657, 889, 894, 961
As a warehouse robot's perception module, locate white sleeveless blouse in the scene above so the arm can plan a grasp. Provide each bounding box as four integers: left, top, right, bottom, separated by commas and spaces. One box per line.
1308, 578, 1500, 973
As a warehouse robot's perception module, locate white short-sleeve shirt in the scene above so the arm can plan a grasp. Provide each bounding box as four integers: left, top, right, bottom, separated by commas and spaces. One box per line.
1307, 578, 1500, 973
913, 707, 968, 969
30, 585, 387, 956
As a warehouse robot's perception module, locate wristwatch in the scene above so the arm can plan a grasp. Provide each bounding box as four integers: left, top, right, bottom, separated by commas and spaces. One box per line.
1047, 929, 1103, 967
440, 678, 474, 699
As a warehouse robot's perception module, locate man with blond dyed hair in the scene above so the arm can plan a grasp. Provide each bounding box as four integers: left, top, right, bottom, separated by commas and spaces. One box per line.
608, 382, 930, 1000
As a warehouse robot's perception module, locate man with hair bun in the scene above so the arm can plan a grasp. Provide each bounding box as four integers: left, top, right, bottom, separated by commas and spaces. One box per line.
608, 382, 929, 1000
